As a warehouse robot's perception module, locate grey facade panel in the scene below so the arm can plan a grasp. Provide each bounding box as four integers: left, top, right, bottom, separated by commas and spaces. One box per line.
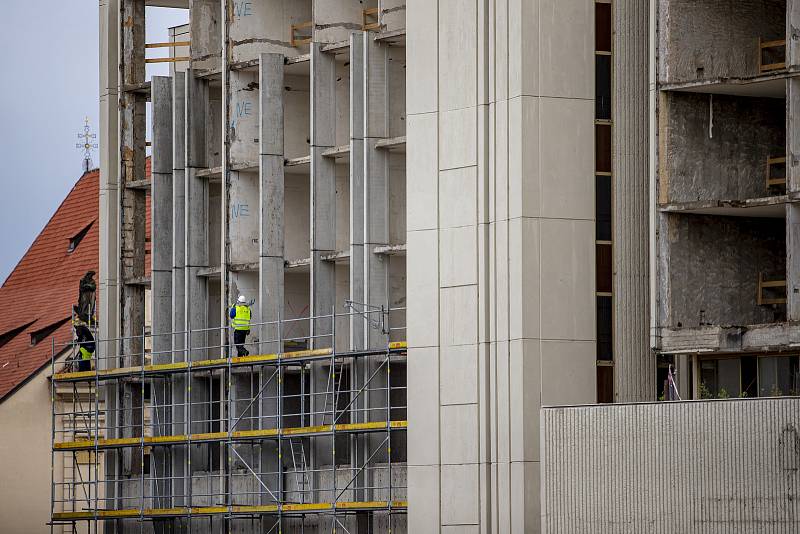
541, 398, 800, 533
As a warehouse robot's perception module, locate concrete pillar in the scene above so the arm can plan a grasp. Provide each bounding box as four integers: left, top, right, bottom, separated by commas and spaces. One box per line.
119, 0, 145, 492
310, 42, 337, 349
186, 72, 210, 359
350, 32, 366, 352
613, 0, 654, 402
173, 72, 187, 356
787, 204, 800, 321
363, 36, 390, 350
99, 0, 120, 525
788, 0, 800, 67
170, 72, 187, 512
788, 78, 800, 193
150, 76, 173, 515
256, 53, 285, 505
259, 53, 285, 354
309, 42, 338, 485
789, 77, 800, 323
184, 72, 211, 475
151, 76, 174, 366
189, 0, 221, 73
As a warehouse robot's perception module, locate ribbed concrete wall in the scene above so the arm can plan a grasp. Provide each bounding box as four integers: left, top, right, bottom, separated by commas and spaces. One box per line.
541, 398, 800, 533
613, 0, 654, 401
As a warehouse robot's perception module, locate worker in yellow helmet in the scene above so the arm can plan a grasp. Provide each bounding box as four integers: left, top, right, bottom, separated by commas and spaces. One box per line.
230, 295, 252, 357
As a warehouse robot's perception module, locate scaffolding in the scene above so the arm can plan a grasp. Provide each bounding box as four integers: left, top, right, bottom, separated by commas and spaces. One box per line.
50, 303, 407, 533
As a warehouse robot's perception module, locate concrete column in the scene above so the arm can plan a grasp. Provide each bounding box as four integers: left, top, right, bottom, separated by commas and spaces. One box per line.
613, 0, 654, 402
173, 72, 187, 355
350, 32, 366, 352
310, 42, 337, 349
188, 0, 221, 73
259, 53, 285, 354
151, 76, 174, 365
788, 0, 800, 67
184, 72, 211, 474
787, 204, 800, 321
170, 72, 187, 512
150, 76, 173, 515
99, 0, 120, 526
186, 72, 210, 358
363, 36, 389, 350
119, 0, 145, 490
255, 53, 285, 505
788, 78, 800, 193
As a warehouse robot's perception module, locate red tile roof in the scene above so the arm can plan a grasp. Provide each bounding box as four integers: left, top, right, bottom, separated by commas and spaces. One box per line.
0, 166, 152, 401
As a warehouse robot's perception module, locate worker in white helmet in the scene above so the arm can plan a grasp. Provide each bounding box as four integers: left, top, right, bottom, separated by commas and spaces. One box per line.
230, 295, 252, 356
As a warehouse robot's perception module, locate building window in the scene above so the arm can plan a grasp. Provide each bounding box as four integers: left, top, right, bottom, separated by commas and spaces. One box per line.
68, 221, 94, 253
698, 355, 800, 398
596, 296, 613, 361
595, 55, 612, 120
595, 1, 613, 403
595, 175, 612, 241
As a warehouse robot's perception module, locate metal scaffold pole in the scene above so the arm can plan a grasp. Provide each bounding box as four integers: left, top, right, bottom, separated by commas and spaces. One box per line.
50, 336, 56, 534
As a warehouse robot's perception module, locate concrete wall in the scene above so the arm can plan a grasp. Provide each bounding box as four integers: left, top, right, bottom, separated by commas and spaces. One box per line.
541, 398, 800, 533
659, 0, 786, 83
665, 213, 786, 327
407, 0, 596, 531
662, 92, 785, 203
0, 365, 54, 533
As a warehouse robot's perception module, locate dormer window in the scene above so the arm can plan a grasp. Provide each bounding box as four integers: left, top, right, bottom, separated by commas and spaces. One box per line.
68, 221, 94, 253
29, 318, 70, 346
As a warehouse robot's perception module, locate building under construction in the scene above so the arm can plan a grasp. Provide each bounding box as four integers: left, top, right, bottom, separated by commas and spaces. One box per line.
54, 0, 408, 532
47, 0, 800, 533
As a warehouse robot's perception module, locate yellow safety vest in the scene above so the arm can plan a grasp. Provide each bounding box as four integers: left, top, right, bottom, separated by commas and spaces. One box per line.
79, 346, 92, 360
232, 305, 251, 331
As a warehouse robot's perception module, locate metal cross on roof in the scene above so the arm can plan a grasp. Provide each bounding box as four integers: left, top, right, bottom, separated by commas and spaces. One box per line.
76, 117, 98, 172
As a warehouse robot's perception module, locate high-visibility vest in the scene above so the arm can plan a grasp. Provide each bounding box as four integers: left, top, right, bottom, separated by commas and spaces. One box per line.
232, 305, 251, 331
79, 346, 92, 360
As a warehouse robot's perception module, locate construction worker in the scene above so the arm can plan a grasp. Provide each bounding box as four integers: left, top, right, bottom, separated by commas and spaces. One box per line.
75, 324, 95, 372
230, 295, 252, 357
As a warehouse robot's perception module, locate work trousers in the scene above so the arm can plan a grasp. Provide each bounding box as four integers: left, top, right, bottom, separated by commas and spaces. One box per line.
234, 329, 250, 357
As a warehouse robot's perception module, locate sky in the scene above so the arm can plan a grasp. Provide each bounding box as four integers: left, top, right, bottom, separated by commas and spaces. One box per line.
0, 2, 188, 284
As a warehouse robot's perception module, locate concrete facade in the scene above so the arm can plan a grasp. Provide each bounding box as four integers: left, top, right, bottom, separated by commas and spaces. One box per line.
654, 0, 800, 402
406, 1, 602, 531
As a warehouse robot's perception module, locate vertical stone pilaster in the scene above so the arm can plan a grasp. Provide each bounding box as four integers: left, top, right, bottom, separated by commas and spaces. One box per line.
613, 0, 654, 402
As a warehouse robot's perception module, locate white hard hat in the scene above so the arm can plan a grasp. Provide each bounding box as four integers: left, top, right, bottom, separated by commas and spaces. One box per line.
237, 295, 247, 303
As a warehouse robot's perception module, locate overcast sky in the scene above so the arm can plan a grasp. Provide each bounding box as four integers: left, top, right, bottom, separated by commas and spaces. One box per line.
0, 2, 188, 284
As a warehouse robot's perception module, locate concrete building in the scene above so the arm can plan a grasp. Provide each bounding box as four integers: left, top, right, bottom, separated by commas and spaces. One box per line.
54, 0, 800, 532
49, 0, 651, 532
654, 0, 800, 399
539, 0, 800, 532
